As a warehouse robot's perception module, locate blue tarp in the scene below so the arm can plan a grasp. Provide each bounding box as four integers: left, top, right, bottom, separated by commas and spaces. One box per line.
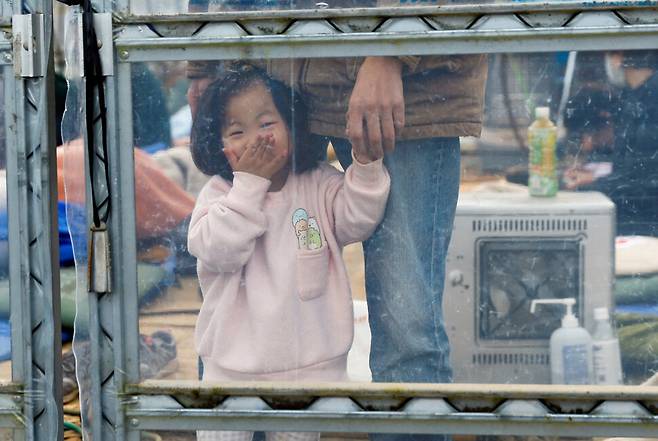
0, 201, 86, 268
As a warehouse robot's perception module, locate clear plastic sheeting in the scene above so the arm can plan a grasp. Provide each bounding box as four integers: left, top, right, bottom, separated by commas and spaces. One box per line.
59, 3, 95, 438
129, 49, 658, 411
52, 0, 658, 437
0, 71, 10, 382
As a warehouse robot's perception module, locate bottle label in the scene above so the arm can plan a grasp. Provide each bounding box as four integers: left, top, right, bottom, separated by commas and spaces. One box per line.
593, 339, 623, 385
562, 344, 590, 384
528, 127, 557, 196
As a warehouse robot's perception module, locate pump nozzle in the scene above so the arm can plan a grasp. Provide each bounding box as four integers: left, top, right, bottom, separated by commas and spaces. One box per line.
530, 298, 579, 328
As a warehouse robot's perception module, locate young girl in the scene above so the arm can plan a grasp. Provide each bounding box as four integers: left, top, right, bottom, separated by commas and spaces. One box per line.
188, 65, 390, 441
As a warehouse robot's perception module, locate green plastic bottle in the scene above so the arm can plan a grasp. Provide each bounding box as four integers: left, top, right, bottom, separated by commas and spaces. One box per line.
528, 107, 558, 197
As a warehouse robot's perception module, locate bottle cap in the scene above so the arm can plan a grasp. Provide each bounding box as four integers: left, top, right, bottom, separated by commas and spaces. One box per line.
594, 307, 610, 321
535, 107, 550, 119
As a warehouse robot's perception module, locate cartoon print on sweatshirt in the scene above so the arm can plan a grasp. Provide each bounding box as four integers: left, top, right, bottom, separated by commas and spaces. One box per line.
307, 217, 322, 250
292, 208, 324, 250
292, 208, 309, 249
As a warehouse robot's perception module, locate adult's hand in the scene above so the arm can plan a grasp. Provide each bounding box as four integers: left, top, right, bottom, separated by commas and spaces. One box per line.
346, 57, 405, 160
563, 167, 596, 190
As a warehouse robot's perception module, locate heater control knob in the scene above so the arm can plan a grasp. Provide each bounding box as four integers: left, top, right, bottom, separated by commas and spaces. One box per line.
448, 270, 464, 286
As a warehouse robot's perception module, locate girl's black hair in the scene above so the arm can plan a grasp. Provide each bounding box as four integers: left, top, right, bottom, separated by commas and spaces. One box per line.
191, 64, 325, 180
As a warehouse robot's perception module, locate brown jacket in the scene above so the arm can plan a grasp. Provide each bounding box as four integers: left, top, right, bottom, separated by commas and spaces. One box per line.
268, 55, 487, 139
189, 54, 488, 140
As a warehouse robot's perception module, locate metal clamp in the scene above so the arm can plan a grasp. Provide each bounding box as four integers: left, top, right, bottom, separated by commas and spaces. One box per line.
88, 223, 111, 293
75, 12, 114, 76
12, 14, 45, 78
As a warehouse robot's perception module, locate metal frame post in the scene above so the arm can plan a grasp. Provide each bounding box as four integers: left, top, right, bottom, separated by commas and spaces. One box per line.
6, 0, 62, 439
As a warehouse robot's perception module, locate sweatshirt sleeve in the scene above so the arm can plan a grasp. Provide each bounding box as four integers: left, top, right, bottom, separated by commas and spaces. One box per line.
325, 156, 390, 246
187, 172, 271, 273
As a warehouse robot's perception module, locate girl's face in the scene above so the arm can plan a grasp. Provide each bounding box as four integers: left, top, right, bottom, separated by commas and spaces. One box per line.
221, 82, 291, 171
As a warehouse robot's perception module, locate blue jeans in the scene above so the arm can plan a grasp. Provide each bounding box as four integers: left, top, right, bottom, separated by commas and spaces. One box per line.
332, 137, 460, 440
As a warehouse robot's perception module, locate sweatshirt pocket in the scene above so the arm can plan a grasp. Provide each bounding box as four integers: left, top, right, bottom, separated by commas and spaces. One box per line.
296, 247, 329, 301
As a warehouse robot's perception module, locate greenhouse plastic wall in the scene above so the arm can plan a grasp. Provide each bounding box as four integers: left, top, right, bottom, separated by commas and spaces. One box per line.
60, 1, 658, 440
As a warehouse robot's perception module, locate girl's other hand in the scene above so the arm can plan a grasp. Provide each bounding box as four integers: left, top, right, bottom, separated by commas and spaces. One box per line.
187, 77, 215, 118
233, 134, 288, 180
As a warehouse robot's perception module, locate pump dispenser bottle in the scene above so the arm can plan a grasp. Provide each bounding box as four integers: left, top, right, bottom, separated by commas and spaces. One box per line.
531, 298, 593, 384
591, 307, 623, 385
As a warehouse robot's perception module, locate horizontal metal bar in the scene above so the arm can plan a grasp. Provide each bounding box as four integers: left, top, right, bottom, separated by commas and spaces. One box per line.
0, 393, 30, 428
116, 1, 658, 24
0, 17, 14, 66
0, 27, 10, 65
115, 24, 658, 61
125, 381, 658, 435
0, 384, 22, 394
0, 415, 23, 429
129, 380, 658, 401
125, 406, 658, 437
0, 47, 11, 64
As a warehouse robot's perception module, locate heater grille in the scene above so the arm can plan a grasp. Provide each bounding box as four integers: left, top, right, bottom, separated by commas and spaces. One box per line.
472, 352, 550, 366
472, 218, 588, 233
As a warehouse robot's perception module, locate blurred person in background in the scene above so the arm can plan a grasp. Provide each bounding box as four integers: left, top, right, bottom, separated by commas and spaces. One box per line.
564, 50, 658, 237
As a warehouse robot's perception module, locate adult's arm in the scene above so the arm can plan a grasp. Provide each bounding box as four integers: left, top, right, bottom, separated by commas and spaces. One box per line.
346, 54, 483, 157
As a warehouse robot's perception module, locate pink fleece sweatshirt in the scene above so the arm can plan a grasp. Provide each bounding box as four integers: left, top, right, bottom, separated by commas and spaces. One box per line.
188, 159, 390, 380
